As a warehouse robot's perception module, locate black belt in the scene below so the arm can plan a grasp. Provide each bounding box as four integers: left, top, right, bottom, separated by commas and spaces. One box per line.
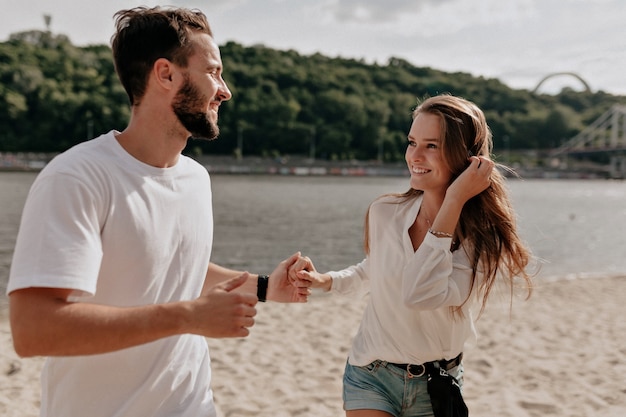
388, 352, 463, 378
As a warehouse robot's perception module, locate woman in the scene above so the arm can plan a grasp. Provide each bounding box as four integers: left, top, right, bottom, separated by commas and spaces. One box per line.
290, 94, 534, 417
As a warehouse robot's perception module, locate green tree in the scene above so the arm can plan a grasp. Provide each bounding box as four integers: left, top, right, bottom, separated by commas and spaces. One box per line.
1, 30, 625, 159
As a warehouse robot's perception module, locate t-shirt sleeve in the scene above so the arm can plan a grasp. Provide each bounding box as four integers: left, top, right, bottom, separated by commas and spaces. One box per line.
7, 171, 104, 297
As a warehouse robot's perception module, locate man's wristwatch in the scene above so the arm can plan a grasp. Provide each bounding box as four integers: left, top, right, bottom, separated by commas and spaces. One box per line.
257, 275, 269, 302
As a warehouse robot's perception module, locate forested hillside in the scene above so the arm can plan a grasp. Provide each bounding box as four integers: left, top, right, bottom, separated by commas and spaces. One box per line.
1, 30, 624, 161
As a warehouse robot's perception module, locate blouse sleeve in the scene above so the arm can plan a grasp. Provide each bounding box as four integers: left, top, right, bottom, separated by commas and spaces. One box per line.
328, 257, 370, 298
401, 232, 475, 310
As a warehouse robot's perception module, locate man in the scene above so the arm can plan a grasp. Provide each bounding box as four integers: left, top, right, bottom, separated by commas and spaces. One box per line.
7, 6, 307, 417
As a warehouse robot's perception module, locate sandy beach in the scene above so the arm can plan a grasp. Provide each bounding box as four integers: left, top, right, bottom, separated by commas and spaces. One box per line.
1, 274, 625, 417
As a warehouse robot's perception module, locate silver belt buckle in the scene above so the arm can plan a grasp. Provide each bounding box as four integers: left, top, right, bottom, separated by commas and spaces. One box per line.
406, 364, 425, 378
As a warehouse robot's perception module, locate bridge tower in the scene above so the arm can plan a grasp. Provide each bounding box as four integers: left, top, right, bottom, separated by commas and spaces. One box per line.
610, 155, 626, 179
551, 105, 626, 178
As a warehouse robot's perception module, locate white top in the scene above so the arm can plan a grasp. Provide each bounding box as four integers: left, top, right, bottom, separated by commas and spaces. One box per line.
8, 131, 216, 417
329, 194, 479, 366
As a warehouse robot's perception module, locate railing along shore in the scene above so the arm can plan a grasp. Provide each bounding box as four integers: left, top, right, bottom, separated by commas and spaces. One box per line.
0, 152, 620, 179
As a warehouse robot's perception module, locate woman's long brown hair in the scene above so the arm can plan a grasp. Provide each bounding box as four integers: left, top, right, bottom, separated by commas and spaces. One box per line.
364, 94, 534, 316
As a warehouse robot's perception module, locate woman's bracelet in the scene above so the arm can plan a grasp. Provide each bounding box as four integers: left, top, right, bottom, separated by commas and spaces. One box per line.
428, 228, 454, 238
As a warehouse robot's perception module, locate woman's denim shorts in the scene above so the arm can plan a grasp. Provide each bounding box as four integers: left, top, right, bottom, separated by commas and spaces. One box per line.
343, 359, 464, 417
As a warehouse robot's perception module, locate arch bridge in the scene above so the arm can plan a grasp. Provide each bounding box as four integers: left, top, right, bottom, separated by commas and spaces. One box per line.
532, 72, 592, 94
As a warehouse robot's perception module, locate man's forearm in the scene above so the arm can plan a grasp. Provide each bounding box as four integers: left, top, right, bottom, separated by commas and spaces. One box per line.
10, 288, 189, 357
204, 262, 258, 295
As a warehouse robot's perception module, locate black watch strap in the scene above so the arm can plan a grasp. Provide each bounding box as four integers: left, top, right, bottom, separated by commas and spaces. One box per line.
257, 275, 269, 302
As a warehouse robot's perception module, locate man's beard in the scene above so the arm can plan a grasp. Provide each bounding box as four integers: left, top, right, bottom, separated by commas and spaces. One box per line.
172, 75, 220, 141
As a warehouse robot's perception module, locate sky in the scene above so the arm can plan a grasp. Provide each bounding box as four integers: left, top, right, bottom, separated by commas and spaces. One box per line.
1, 0, 625, 96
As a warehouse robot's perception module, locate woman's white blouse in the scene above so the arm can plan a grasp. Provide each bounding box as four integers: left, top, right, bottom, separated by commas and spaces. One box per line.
329, 194, 479, 366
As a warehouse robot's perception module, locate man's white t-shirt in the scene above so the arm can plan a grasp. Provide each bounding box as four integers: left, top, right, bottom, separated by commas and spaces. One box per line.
8, 131, 217, 417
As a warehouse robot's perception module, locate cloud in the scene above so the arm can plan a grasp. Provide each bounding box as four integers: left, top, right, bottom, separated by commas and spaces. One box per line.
322, 0, 448, 23
315, 0, 540, 42
170, 0, 250, 12
1, 0, 624, 94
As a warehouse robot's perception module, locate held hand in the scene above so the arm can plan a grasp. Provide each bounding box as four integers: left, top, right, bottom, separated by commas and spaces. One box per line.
191, 273, 258, 338
287, 255, 314, 284
267, 252, 311, 303
289, 255, 332, 292
447, 156, 494, 203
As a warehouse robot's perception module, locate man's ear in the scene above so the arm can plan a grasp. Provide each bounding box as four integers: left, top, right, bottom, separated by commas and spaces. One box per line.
153, 58, 175, 90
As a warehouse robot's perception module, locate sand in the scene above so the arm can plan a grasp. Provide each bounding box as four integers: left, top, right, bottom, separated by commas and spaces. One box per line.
1, 275, 625, 417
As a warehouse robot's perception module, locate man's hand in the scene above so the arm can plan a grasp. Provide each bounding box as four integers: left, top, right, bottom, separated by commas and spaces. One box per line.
267, 252, 311, 303
190, 272, 258, 338
288, 255, 332, 292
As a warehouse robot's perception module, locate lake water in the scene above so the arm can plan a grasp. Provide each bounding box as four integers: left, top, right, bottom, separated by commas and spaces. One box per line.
2, 171, 626, 310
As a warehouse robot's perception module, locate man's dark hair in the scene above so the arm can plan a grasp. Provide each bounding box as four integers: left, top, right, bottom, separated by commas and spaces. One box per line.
111, 6, 213, 105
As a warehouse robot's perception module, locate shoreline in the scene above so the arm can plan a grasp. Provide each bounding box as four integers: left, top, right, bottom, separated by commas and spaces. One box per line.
2, 274, 625, 417
0, 153, 620, 180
